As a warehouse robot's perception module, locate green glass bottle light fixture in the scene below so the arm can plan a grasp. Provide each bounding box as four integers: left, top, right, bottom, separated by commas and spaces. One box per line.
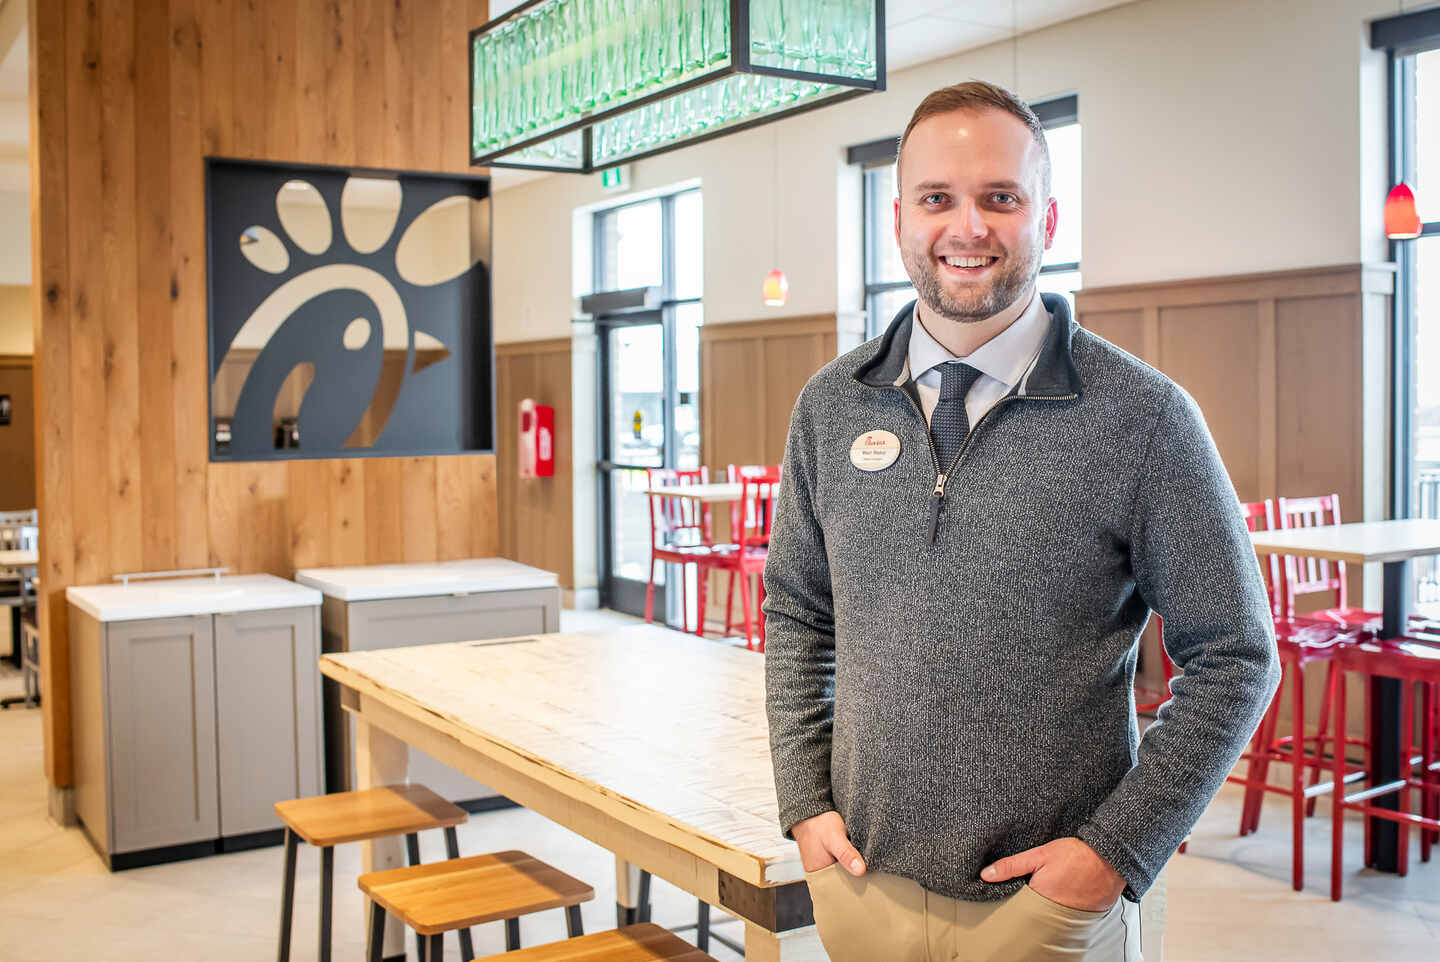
470, 0, 886, 172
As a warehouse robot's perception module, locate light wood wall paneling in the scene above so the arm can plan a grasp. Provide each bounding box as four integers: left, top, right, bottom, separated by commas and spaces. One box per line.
0, 358, 38, 511
496, 340, 574, 588
698, 314, 837, 472
30, 0, 74, 787
1075, 263, 1394, 734
32, 0, 498, 787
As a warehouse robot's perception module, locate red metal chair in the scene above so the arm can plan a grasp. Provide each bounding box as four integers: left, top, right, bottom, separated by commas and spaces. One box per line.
1238, 500, 1367, 853
722, 465, 781, 639
696, 470, 780, 651
1276, 494, 1382, 629
1329, 636, 1440, 900
644, 467, 713, 633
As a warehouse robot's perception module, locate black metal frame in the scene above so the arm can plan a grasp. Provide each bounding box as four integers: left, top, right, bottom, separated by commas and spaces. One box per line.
592, 190, 702, 618
469, 0, 887, 172
855, 95, 1082, 339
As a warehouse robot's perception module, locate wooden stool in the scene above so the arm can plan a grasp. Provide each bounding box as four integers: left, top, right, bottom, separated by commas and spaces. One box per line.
468, 923, 717, 961
274, 784, 468, 962
361, 850, 595, 962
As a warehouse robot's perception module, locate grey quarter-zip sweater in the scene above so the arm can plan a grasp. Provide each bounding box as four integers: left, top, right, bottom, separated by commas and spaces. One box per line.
763, 294, 1279, 902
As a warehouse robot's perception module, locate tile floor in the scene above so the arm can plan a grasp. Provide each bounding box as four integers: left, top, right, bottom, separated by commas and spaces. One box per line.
0, 609, 1436, 961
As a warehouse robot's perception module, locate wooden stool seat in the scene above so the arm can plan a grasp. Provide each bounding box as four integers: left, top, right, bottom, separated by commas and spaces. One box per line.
470, 923, 717, 961
359, 850, 595, 936
275, 784, 466, 847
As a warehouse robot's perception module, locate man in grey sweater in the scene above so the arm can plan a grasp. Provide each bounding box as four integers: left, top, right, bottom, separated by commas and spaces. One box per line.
763, 81, 1279, 961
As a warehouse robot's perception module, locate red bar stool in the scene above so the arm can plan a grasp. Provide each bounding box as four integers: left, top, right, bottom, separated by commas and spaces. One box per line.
696, 470, 779, 651
1329, 636, 1440, 901
722, 464, 780, 639
644, 467, 713, 633
1276, 494, 1382, 629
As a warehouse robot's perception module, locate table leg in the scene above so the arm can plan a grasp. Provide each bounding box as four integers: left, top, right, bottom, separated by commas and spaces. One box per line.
614, 858, 647, 927
1371, 559, 1411, 872
357, 714, 408, 960
741, 921, 827, 962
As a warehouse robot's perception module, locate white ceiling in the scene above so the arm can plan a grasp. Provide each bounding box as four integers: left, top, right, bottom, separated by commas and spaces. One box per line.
0, 1, 1135, 195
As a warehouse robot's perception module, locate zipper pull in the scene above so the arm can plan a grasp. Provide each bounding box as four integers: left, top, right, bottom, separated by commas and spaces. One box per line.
928, 474, 947, 543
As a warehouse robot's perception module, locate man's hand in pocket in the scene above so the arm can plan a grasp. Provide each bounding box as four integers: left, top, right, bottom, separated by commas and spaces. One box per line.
792, 811, 867, 876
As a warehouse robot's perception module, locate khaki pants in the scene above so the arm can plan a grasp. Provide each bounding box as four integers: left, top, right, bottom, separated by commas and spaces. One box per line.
805, 865, 1142, 962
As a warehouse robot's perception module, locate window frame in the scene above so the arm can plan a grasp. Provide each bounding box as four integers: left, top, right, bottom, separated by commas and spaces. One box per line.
853, 94, 1081, 340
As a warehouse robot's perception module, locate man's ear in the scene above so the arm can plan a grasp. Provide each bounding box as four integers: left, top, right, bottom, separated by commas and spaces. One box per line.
1043, 197, 1059, 250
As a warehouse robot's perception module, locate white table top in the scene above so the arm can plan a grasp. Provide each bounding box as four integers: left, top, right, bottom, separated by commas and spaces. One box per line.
645, 482, 743, 503
66, 574, 321, 622
319, 624, 797, 885
0, 549, 37, 568
1250, 519, 1440, 565
293, 557, 559, 601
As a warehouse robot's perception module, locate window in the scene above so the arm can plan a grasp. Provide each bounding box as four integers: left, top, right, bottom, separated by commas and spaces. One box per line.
854, 95, 1082, 340
591, 188, 704, 616
1378, 10, 1440, 604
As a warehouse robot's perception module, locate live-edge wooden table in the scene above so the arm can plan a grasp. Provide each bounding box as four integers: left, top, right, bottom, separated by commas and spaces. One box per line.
320, 624, 823, 961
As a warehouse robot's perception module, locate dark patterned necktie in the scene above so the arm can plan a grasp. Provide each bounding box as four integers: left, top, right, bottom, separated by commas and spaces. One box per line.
931, 362, 984, 471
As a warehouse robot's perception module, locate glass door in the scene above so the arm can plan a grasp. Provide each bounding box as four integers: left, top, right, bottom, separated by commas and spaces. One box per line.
599, 313, 666, 617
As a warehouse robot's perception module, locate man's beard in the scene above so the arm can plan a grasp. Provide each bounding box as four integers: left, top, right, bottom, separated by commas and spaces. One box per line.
901, 237, 1042, 324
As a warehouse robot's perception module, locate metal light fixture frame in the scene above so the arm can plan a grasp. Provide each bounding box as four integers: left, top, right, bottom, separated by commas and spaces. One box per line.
469, 0, 887, 173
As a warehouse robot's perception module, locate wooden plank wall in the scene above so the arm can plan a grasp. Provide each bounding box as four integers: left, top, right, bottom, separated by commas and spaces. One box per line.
495, 340, 575, 588
29, 0, 498, 787
698, 314, 838, 472
0, 356, 36, 510
1076, 263, 1393, 729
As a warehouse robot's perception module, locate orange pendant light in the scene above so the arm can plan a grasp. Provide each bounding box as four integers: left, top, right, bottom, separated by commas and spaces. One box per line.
762, 269, 789, 307
1385, 182, 1422, 240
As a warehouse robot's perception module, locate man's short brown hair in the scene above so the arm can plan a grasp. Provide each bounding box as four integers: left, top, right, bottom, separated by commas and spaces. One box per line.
896, 80, 1052, 200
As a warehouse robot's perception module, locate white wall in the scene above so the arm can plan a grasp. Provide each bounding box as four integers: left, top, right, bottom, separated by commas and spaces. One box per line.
0, 189, 30, 287
491, 0, 1398, 343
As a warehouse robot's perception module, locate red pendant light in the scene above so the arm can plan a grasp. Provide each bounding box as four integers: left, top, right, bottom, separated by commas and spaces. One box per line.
1385, 182, 1422, 240
762, 269, 789, 307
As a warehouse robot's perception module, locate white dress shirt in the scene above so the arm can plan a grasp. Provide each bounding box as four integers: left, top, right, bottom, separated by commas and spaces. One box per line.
907, 293, 1053, 426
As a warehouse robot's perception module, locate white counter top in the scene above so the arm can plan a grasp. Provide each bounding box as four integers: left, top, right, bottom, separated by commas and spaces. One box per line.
293, 558, 560, 602
67, 574, 322, 622
0, 549, 38, 568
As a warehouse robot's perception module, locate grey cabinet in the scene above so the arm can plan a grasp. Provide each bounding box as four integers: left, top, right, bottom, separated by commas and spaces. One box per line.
70, 604, 322, 869
104, 615, 219, 855
321, 586, 560, 802
214, 608, 323, 837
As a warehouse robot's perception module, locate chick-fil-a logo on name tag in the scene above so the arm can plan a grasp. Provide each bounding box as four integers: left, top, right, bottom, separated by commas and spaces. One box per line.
849, 430, 901, 471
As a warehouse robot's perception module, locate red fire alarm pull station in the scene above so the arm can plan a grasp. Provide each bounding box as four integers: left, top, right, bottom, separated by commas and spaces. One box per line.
518, 399, 555, 478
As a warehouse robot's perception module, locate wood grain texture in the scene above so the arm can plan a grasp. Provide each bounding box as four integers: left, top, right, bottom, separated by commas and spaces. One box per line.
359, 850, 594, 933
274, 782, 466, 847
465, 924, 717, 962
321, 625, 801, 886
699, 315, 836, 475
496, 340, 574, 588
0, 360, 37, 510
32, 0, 499, 786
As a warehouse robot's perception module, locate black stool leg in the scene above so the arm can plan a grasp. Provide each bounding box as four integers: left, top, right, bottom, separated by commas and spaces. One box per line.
277, 829, 298, 962
366, 902, 386, 962
407, 833, 427, 962
697, 900, 710, 951
429, 933, 444, 962
505, 917, 520, 951
443, 827, 475, 960
565, 905, 584, 937
637, 871, 652, 924
319, 846, 334, 962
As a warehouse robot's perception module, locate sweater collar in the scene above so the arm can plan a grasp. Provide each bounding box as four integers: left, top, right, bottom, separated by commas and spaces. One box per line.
853, 292, 1083, 399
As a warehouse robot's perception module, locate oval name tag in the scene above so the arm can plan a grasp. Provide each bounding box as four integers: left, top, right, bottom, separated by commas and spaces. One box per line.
850, 430, 901, 471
